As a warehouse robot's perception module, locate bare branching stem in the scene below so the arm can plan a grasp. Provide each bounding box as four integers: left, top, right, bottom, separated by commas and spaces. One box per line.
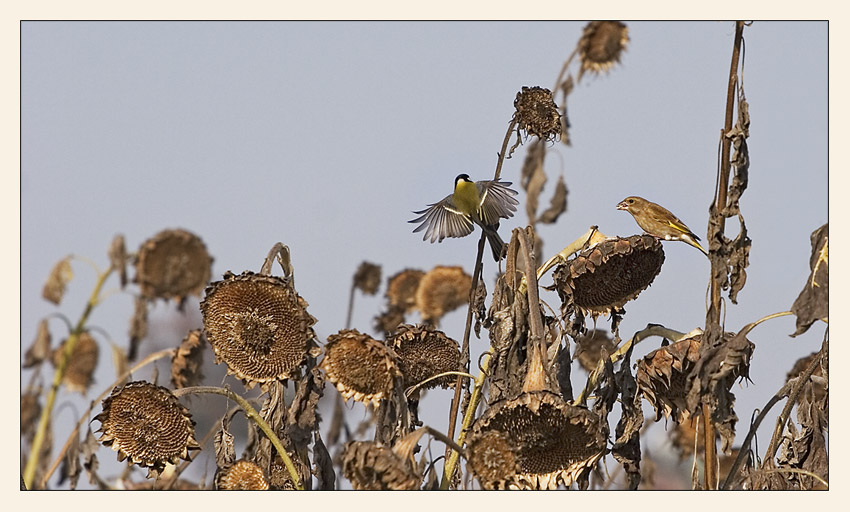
172, 386, 304, 490
24, 264, 114, 490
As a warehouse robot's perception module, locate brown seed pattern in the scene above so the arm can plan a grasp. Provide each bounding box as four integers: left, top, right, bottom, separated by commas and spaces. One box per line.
94, 381, 199, 474
466, 391, 605, 489
321, 329, 401, 407
201, 271, 314, 387
388, 324, 460, 392
135, 229, 213, 302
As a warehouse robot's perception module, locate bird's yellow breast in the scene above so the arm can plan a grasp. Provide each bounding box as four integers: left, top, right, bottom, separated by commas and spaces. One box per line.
453, 181, 481, 217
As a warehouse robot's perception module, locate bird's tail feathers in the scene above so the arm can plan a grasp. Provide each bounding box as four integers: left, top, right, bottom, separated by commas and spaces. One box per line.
484, 227, 505, 261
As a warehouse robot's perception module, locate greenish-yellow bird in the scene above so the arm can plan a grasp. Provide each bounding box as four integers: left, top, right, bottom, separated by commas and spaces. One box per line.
617, 196, 708, 256
410, 174, 518, 261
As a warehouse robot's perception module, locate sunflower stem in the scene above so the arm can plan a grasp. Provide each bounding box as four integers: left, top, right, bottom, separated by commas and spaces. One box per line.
173, 385, 304, 490
24, 263, 114, 490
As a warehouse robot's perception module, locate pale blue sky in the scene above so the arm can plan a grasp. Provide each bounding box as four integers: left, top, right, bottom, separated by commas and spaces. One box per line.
21, 21, 827, 489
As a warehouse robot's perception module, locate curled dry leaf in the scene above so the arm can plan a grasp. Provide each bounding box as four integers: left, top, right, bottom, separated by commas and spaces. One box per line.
108, 234, 128, 288
127, 295, 148, 361
24, 319, 52, 368
537, 174, 568, 225
171, 329, 205, 389
42, 256, 73, 305
790, 223, 828, 337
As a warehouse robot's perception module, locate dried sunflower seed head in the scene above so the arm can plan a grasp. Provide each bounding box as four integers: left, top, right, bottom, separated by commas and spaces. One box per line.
171, 329, 205, 389
635, 333, 702, 421
513, 86, 562, 142
341, 441, 421, 490
216, 459, 269, 490
388, 324, 460, 394
554, 235, 665, 320
321, 329, 401, 407
466, 391, 606, 489
94, 381, 199, 476
386, 269, 425, 312
577, 21, 629, 81
415, 265, 471, 325
52, 331, 99, 394
353, 261, 382, 295
135, 229, 213, 303
574, 329, 616, 372
201, 271, 316, 388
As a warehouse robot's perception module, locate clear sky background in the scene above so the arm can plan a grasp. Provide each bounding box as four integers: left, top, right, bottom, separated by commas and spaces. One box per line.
20, 21, 827, 490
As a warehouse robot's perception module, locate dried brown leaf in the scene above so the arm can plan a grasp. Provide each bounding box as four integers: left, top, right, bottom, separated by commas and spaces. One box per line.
42, 256, 73, 305
24, 319, 52, 368
791, 223, 828, 336
108, 234, 128, 288
537, 174, 568, 224
128, 295, 148, 361
521, 139, 546, 222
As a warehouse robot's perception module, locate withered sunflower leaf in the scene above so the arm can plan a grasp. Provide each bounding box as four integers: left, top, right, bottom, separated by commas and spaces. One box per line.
537, 174, 568, 224
791, 223, 828, 337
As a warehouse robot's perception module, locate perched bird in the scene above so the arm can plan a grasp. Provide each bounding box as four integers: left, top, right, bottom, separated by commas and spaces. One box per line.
617, 196, 709, 256
410, 174, 519, 261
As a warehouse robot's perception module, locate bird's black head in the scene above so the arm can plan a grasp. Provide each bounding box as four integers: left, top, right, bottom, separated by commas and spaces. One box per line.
455, 173, 472, 185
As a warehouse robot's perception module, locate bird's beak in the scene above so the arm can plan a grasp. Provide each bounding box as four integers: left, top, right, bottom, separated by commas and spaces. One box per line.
616, 201, 628, 210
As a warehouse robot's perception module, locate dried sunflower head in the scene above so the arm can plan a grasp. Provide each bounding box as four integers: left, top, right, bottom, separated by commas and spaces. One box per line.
341, 441, 421, 490
513, 86, 562, 142
466, 391, 606, 489
171, 329, 205, 389
386, 269, 425, 312
94, 381, 199, 476
52, 331, 99, 394
573, 328, 616, 372
554, 235, 665, 321
577, 21, 629, 81
320, 329, 401, 407
388, 324, 460, 394
640, 328, 755, 424
216, 459, 269, 490
200, 271, 316, 388
635, 334, 702, 421
415, 265, 471, 325
135, 229, 213, 303
353, 261, 382, 295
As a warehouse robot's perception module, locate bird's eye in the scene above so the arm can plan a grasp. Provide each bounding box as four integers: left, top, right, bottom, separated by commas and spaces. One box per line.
628, 199, 634, 204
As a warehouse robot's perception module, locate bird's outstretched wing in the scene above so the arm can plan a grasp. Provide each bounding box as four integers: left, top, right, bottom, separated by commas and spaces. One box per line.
409, 195, 475, 243
476, 180, 519, 226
